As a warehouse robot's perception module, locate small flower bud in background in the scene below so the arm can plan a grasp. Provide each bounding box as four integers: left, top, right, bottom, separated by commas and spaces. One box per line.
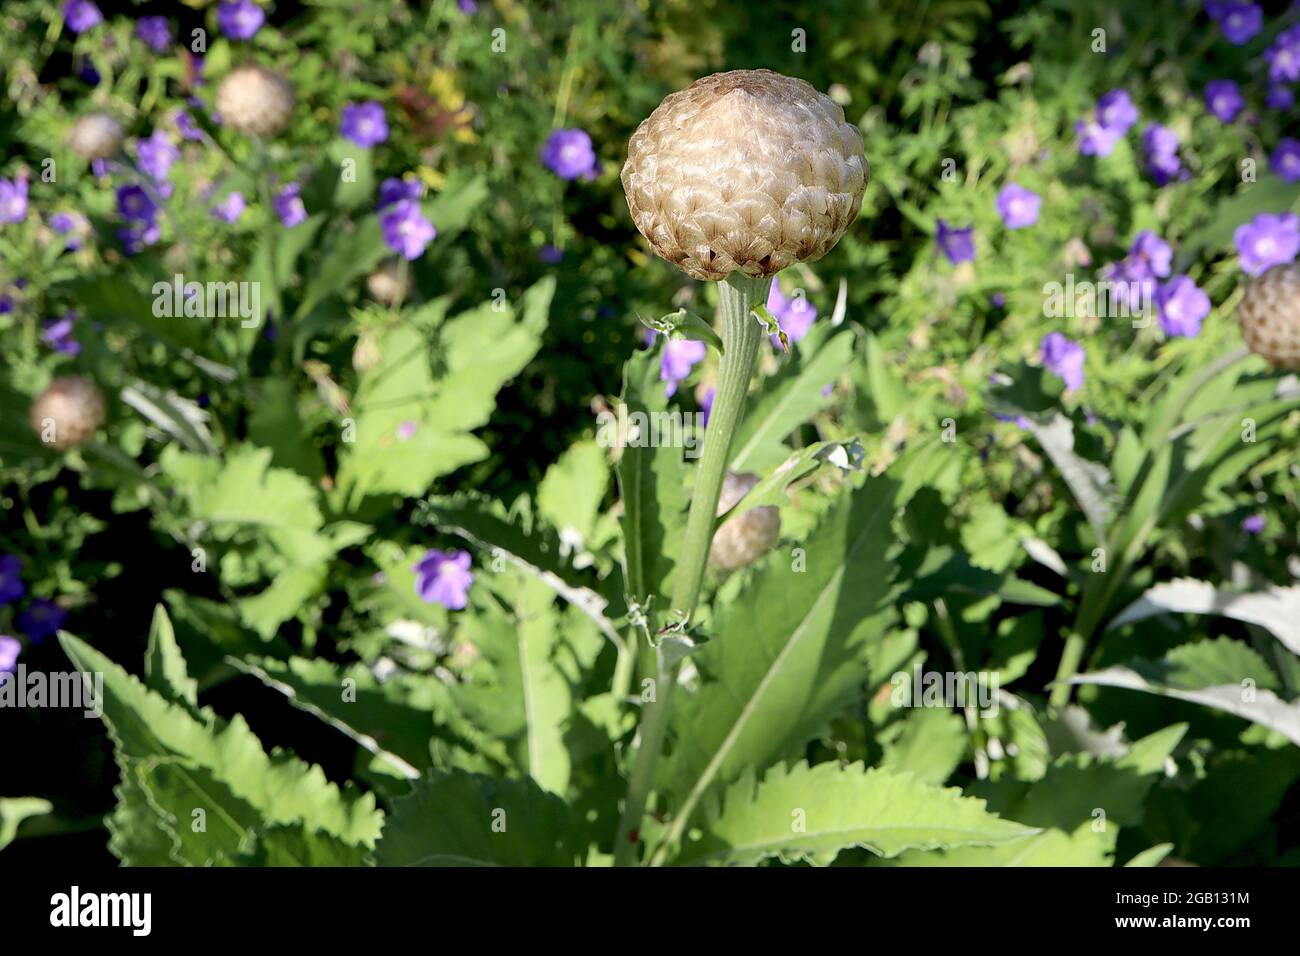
1237, 261, 1300, 369
709, 472, 780, 571
215, 64, 295, 137
29, 375, 107, 450
67, 111, 124, 161
366, 261, 407, 306
621, 69, 866, 281
352, 328, 383, 372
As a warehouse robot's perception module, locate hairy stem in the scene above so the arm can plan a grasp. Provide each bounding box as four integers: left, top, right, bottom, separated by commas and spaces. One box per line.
612, 272, 770, 866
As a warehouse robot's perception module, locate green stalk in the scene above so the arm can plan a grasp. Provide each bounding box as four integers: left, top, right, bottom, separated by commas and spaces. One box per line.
612, 272, 771, 866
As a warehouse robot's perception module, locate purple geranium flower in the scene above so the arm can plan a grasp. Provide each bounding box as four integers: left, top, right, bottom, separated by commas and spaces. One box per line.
458, 0, 479, 12
210, 191, 246, 223
766, 283, 818, 344
173, 109, 203, 142
1270, 138, 1300, 182
541, 129, 599, 181
1217, 3, 1262, 44
660, 338, 707, 397
42, 313, 82, 355
18, 599, 67, 644
1096, 89, 1139, 133
539, 244, 564, 264
1076, 118, 1123, 157
63, 0, 102, 33
1142, 123, 1183, 185
1267, 84, 1295, 111
936, 219, 975, 263
217, 0, 265, 40
1205, 80, 1245, 122
119, 220, 161, 255
377, 176, 424, 210
996, 182, 1041, 229
134, 130, 180, 182
136, 15, 172, 52
1128, 230, 1173, 279
0, 177, 28, 224
274, 182, 307, 226
1041, 331, 1086, 393
1242, 513, 1266, 534
379, 199, 436, 259
1267, 26, 1300, 83
340, 102, 388, 148
1234, 212, 1300, 275
49, 210, 81, 244
116, 184, 158, 223
1155, 276, 1211, 338
413, 549, 473, 610
0, 635, 19, 675
0, 555, 25, 606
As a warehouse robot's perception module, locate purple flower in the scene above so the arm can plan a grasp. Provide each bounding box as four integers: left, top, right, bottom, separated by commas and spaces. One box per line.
63, 0, 102, 33
458, 0, 479, 12
341, 102, 388, 148
996, 182, 1041, 229
1076, 118, 1124, 157
42, 313, 82, 355
377, 176, 424, 210
1096, 90, 1139, 134
0, 177, 28, 224
1217, 3, 1262, 45
1267, 84, 1295, 111
1234, 212, 1300, 275
1142, 123, 1183, 185
1267, 27, 1300, 83
136, 16, 172, 52
380, 199, 436, 259
18, 598, 67, 644
173, 109, 203, 141
0, 555, 25, 606
1155, 276, 1211, 338
0, 296, 12, 314
936, 219, 975, 263
119, 220, 161, 255
1041, 331, 1085, 393
49, 211, 77, 234
1242, 513, 1266, 534
541, 129, 599, 181
210, 191, 246, 223
396, 420, 417, 440
413, 549, 473, 610
274, 182, 307, 226
701, 386, 715, 426
0, 636, 19, 675
134, 130, 180, 182
116, 184, 158, 224
1129, 230, 1172, 279
77, 57, 100, 86
660, 339, 707, 397
217, 0, 265, 40
1270, 138, 1300, 182
539, 244, 564, 264
766, 283, 818, 344
1205, 80, 1245, 122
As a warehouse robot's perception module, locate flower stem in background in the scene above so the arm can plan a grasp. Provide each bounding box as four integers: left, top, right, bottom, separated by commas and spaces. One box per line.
612, 272, 771, 866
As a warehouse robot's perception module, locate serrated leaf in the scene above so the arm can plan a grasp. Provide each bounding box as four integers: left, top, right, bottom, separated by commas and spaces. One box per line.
879, 707, 968, 785
60, 633, 384, 847
672, 761, 1036, 866
144, 605, 197, 707
372, 770, 580, 866
1109, 578, 1300, 657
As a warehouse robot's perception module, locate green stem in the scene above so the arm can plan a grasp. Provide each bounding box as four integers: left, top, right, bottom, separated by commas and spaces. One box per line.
611, 272, 770, 866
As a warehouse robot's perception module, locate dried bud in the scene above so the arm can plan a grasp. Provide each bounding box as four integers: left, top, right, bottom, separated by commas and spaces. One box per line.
67, 111, 124, 161
30, 376, 106, 450
621, 69, 867, 281
215, 64, 295, 137
1238, 261, 1300, 369
709, 471, 780, 571
366, 260, 408, 306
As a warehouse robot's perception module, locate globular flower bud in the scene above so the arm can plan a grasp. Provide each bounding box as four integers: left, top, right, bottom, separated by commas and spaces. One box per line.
67, 111, 124, 161
621, 69, 867, 282
215, 64, 295, 137
30, 376, 106, 450
352, 328, 382, 373
1238, 261, 1300, 369
366, 260, 408, 306
709, 471, 780, 571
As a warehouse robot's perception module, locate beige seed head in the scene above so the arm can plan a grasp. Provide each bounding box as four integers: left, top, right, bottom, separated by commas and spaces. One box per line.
215, 64, 295, 137
30, 376, 107, 451
621, 69, 867, 282
709, 471, 781, 571
1238, 261, 1300, 370
67, 111, 124, 161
